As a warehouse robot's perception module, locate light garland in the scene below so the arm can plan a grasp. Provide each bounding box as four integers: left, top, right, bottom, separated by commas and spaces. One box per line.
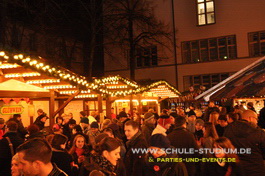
44, 85, 76, 89
0, 50, 181, 98
5, 72, 40, 78
26, 79, 60, 84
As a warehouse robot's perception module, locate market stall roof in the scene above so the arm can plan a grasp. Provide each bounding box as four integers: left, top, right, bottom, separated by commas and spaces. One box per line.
0, 51, 99, 99
0, 50, 181, 99
195, 57, 265, 101
134, 80, 181, 98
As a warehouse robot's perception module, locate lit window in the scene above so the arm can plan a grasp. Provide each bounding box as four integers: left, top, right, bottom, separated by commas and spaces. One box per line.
197, 0, 215, 26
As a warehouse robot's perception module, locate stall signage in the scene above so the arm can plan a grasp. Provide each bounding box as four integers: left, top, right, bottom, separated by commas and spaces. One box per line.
0, 105, 24, 115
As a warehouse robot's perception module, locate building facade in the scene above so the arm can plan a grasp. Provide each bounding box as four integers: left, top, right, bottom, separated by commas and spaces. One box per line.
104, 0, 265, 92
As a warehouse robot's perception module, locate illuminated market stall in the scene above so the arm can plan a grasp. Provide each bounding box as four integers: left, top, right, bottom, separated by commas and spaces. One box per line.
0, 50, 181, 127
195, 56, 265, 114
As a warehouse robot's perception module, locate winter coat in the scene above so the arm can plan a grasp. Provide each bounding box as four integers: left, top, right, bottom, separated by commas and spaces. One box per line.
0, 131, 24, 176
141, 122, 155, 146
124, 131, 148, 176
223, 120, 265, 176
52, 150, 73, 176
202, 160, 245, 176
167, 127, 200, 176
144, 153, 188, 176
80, 154, 125, 176
8, 118, 28, 138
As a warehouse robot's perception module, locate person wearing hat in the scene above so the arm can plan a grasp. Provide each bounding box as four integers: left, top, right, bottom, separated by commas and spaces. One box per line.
142, 112, 156, 146
152, 115, 173, 136
168, 115, 199, 176
88, 122, 100, 148
0, 118, 5, 140
143, 134, 188, 176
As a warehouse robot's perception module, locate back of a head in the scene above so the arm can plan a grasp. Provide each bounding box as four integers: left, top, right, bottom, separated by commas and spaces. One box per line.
95, 137, 120, 155
51, 134, 68, 150
175, 115, 186, 127
80, 111, 86, 117
73, 125, 83, 133
218, 115, 227, 121
16, 138, 52, 164
27, 124, 40, 135
13, 114, 21, 120
7, 121, 18, 131
68, 119, 76, 125
241, 110, 257, 120
125, 120, 139, 130
227, 112, 239, 122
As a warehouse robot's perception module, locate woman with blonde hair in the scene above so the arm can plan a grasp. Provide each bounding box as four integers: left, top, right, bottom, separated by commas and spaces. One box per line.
68, 135, 91, 175
11, 153, 23, 176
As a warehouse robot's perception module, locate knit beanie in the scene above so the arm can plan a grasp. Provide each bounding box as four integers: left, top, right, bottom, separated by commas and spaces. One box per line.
157, 115, 173, 128
150, 134, 171, 148
90, 121, 99, 129
144, 112, 154, 121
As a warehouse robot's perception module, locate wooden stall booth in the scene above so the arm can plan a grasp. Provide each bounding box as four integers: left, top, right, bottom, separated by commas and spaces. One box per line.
195, 56, 265, 114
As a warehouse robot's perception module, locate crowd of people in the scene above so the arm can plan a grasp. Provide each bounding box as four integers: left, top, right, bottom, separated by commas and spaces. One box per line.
0, 101, 264, 176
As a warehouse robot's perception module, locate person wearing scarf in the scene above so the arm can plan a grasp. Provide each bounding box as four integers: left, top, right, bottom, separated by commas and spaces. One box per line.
144, 134, 188, 176
124, 120, 148, 176
80, 137, 125, 176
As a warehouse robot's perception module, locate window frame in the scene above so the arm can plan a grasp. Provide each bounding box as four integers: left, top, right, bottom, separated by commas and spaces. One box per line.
135, 45, 158, 68
196, 0, 216, 26
181, 35, 237, 64
183, 72, 232, 91
248, 30, 265, 57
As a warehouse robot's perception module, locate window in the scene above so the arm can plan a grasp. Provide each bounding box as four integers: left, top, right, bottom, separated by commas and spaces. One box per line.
249, 30, 265, 56
183, 73, 231, 91
197, 0, 215, 26
136, 46, 158, 68
182, 35, 237, 64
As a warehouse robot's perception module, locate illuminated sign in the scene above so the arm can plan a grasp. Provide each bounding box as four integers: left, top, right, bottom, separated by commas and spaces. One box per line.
0, 105, 24, 115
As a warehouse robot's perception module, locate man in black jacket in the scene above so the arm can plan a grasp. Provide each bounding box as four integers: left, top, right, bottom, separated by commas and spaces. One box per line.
17, 138, 67, 176
0, 121, 24, 176
8, 114, 27, 139
124, 120, 148, 176
224, 110, 265, 176
167, 115, 199, 176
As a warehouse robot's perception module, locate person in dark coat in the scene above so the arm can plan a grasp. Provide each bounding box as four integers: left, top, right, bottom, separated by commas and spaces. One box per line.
215, 115, 228, 137
63, 119, 76, 141
80, 137, 126, 176
33, 114, 48, 130
51, 134, 73, 176
167, 115, 199, 176
124, 120, 148, 176
7, 114, 27, 139
203, 137, 245, 176
117, 111, 130, 144
141, 112, 156, 146
224, 110, 265, 176
203, 101, 220, 122
144, 134, 188, 176
258, 106, 265, 129
0, 121, 24, 176
17, 138, 68, 176
0, 118, 6, 139
26, 124, 44, 140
